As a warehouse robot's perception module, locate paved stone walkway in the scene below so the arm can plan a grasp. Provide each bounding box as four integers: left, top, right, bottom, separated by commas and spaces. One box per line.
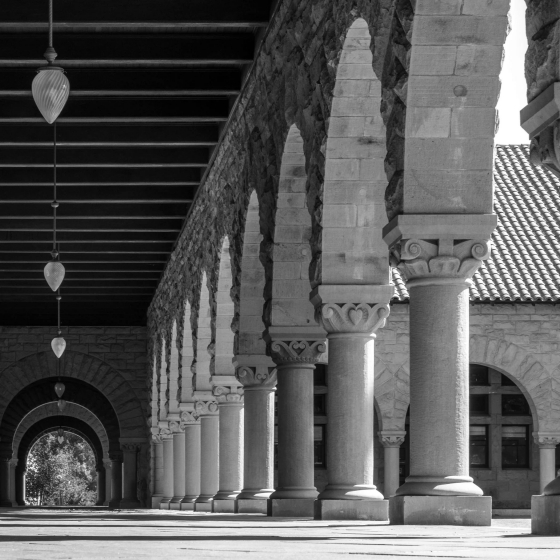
0, 508, 558, 559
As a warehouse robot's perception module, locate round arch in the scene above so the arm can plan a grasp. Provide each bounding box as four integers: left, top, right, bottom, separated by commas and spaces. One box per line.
0, 376, 121, 458
0, 350, 146, 446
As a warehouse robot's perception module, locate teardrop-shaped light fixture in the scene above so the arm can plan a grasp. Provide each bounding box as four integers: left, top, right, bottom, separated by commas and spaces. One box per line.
58, 399, 67, 412
32, 67, 70, 124
54, 381, 65, 398
51, 337, 66, 358
57, 428, 65, 444
44, 260, 65, 291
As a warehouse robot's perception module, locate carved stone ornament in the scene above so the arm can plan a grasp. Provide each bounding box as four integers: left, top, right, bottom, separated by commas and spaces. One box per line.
270, 339, 327, 366
530, 121, 560, 178
151, 433, 163, 444
194, 399, 219, 416
317, 302, 390, 335
159, 427, 173, 440
391, 237, 491, 284
213, 385, 244, 404
379, 431, 407, 448
235, 365, 277, 388
180, 411, 199, 426
121, 443, 139, 453
168, 420, 182, 433
533, 433, 560, 449
103, 459, 112, 469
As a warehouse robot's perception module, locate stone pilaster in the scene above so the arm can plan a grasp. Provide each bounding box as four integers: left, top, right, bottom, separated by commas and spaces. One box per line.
266, 327, 325, 518
193, 399, 219, 512
96, 465, 106, 506
0, 457, 11, 507
180, 410, 201, 510
235, 356, 277, 514
379, 431, 407, 500
311, 285, 393, 521
108, 452, 123, 509
103, 458, 112, 507
384, 214, 495, 526
159, 430, 174, 509
120, 442, 141, 509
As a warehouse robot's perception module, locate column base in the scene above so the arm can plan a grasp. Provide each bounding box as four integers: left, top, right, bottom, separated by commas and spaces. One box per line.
109, 499, 122, 509
318, 485, 384, 501
213, 499, 238, 513
180, 502, 194, 511
159, 499, 171, 510
151, 496, 163, 509
238, 499, 268, 514
119, 499, 141, 509
169, 501, 182, 510
389, 495, 492, 526
194, 501, 213, 512
532, 495, 560, 535
267, 498, 315, 517
315, 499, 388, 521
0, 501, 12, 508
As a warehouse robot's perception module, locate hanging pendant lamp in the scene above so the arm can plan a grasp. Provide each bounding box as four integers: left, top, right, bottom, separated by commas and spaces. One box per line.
52, 293, 66, 358
54, 380, 65, 398
32, 0, 70, 124
57, 428, 65, 444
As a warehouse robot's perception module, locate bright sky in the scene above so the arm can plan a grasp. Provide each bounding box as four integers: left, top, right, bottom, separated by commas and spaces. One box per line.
495, 0, 529, 145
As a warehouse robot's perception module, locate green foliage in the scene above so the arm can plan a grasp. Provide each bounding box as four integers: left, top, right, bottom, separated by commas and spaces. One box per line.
26, 432, 97, 506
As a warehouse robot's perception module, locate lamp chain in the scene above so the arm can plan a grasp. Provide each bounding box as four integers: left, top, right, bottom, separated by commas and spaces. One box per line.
52, 123, 58, 257
48, 0, 53, 49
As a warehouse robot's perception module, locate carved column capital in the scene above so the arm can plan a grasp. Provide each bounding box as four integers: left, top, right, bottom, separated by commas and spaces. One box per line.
533, 432, 560, 449
194, 399, 219, 417
121, 443, 139, 453
159, 427, 174, 440
270, 339, 326, 366
316, 303, 390, 335
378, 430, 407, 448
180, 411, 200, 426
383, 214, 496, 286
213, 385, 244, 404
151, 433, 163, 444
235, 365, 277, 389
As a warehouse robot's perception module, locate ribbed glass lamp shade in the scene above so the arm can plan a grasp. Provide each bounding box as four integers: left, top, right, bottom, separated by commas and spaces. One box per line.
52, 337, 66, 358
44, 260, 65, 291
58, 399, 67, 412
54, 381, 65, 398
57, 428, 65, 444
32, 67, 70, 124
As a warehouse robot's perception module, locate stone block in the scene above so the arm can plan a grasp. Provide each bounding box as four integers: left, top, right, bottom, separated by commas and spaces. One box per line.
169, 502, 181, 510
414, 0, 462, 15
406, 108, 451, 138
267, 498, 315, 518
180, 502, 194, 511
389, 496, 492, 525
314, 499, 389, 521
531, 495, 560, 535
194, 502, 212, 512
455, 46, 503, 77
451, 108, 496, 138
237, 499, 268, 514
213, 499, 238, 513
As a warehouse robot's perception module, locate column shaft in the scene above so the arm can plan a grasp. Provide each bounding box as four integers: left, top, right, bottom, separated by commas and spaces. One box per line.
120, 446, 141, 508
400, 282, 481, 496
96, 468, 106, 506
0, 459, 12, 507
271, 364, 317, 500
16, 468, 25, 506
109, 458, 123, 508
151, 441, 164, 508
214, 402, 244, 501
170, 431, 186, 509
196, 415, 219, 503
239, 387, 275, 499
384, 447, 401, 498
181, 422, 201, 508
540, 446, 557, 494
104, 462, 111, 506
160, 437, 174, 509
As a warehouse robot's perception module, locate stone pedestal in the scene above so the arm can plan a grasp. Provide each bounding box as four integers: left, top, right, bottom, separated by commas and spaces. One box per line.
194, 401, 219, 511
383, 215, 496, 526
108, 455, 123, 509
379, 431, 406, 498
170, 430, 185, 510
315, 499, 389, 521
532, 495, 560, 535
390, 496, 492, 525
0, 458, 12, 507
180, 413, 201, 510
312, 288, 392, 520
267, 330, 323, 516
235, 356, 276, 514
159, 435, 173, 509
212, 386, 244, 513
120, 443, 141, 508
96, 467, 106, 506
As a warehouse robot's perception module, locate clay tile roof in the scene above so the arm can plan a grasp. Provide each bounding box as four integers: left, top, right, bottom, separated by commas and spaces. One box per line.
391, 145, 560, 303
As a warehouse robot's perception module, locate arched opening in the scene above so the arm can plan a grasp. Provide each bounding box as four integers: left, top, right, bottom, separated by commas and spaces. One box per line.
195, 273, 213, 391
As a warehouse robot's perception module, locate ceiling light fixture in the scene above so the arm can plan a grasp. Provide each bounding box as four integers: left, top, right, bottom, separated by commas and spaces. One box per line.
51, 292, 66, 358
57, 428, 65, 444
32, 0, 70, 124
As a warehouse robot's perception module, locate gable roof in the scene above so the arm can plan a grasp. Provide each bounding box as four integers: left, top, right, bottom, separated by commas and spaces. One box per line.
392, 145, 560, 303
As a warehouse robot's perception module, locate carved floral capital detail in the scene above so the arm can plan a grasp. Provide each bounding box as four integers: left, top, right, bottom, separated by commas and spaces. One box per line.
180, 411, 199, 426
270, 339, 326, 366
235, 365, 277, 388
121, 443, 140, 453
378, 431, 406, 448
317, 302, 390, 335
195, 399, 219, 416
529, 120, 560, 177
534, 434, 560, 449
213, 385, 244, 404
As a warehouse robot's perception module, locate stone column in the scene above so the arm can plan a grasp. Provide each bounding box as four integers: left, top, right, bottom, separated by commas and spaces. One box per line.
379, 431, 407, 499
120, 443, 141, 508
96, 465, 106, 506
160, 433, 174, 509
180, 411, 201, 510
212, 386, 244, 513
9, 460, 17, 506
0, 457, 12, 507
170, 425, 186, 510
194, 400, 219, 512
16, 466, 26, 506
151, 436, 164, 508
312, 288, 393, 521
533, 434, 560, 494
384, 215, 495, 525
235, 357, 277, 514
267, 329, 324, 517
103, 459, 112, 506
108, 454, 123, 509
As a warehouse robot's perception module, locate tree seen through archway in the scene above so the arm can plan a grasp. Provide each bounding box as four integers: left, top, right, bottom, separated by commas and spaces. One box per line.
26, 432, 97, 506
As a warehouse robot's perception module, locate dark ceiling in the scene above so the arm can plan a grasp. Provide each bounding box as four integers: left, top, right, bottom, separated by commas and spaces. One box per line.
0, 0, 273, 326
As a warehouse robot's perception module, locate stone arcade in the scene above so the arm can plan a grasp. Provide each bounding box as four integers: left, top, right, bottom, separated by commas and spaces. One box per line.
0, 0, 559, 538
